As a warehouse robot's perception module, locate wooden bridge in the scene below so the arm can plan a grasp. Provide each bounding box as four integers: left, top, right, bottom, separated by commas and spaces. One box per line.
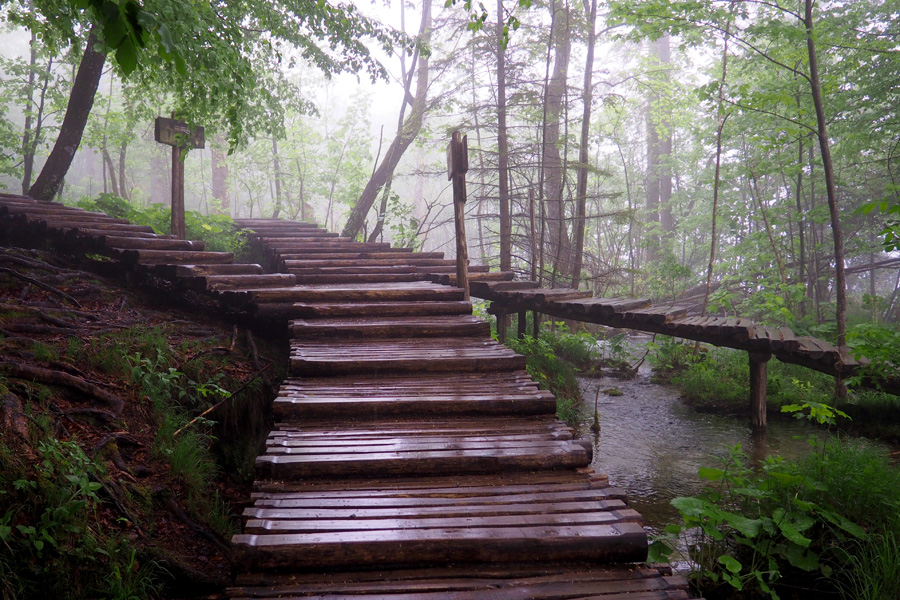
0, 193, 698, 599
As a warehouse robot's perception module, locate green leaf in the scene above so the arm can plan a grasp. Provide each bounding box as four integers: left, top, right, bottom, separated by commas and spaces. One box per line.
698, 466, 725, 481
722, 512, 763, 538
719, 554, 742, 574
115, 37, 138, 75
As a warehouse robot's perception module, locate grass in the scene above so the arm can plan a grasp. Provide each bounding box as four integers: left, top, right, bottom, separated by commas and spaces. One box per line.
656, 341, 900, 439
505, 333, 584, 427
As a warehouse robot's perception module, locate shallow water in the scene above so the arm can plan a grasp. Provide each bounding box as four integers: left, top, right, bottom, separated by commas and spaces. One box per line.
581, 366, 826, 531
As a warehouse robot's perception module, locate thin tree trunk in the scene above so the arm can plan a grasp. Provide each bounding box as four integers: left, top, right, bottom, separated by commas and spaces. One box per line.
29, 30, 105, 201
118, 140, 128, 200
703, 23, 730, 315
804, 0, 846, 351
570, 0, 597, 289
271, 138, 283, 218
497, 0, 511, 272
21, 32, 38, 194
805, 0, 846, 399
211, 135, 229, 215
542, 0, 573, 284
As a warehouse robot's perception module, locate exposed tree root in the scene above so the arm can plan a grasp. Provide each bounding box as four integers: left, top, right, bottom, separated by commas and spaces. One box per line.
0, 359, 125, 414
0, 266, 83, 307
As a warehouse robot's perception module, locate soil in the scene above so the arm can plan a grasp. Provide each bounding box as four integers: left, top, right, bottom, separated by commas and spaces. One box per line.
0, 246, 287, 599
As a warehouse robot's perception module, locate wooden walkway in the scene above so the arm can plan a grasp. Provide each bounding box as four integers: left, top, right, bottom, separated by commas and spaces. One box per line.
0, 195, 698, 599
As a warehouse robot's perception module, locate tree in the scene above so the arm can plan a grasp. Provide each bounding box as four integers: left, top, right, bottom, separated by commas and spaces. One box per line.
16, 0, 413, 200
342, 0, 433, 241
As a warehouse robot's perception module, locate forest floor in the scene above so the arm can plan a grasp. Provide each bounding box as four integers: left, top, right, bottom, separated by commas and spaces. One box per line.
0, 245, 286, 599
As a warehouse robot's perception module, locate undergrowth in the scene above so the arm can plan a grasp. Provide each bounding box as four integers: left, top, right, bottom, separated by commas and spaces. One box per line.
0, 433, 164, 600
73, 193, 250, 256
652, 435, 900, 600
651, 337, 900, 438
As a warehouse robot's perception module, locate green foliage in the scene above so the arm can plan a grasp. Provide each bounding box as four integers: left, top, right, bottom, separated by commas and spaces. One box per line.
859, 200, 900, 252
846, 321, 900, 387
74, 194, 249, 255
0, 436, 161, 599
653, 441, 877, 599
647, 336, 700, 381
645, 249, 693, 302
128, 350, 236, 538
506, 333, 583, 426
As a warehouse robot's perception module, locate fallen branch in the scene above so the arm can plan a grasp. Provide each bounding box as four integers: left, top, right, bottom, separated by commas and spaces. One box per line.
0, 359, 124, 414
173, 363, 272, 438
0, 267, 82, 307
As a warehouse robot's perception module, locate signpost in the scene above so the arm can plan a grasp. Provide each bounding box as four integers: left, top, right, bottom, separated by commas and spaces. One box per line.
154, 116, 205, 240
447, 131, 470, 301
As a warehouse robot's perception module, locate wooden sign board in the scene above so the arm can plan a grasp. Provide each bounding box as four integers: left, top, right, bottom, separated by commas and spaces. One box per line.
154, 117, 205, 149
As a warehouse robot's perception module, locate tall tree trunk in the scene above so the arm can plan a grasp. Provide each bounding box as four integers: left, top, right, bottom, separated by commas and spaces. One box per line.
496, 0, 512, 272
542, 0, 573, 284
101, 148, 119, 197
657, 35, 675, 238
271, 137, 283, 218
342, 0, 431, 240
703, 23, 730, 315
570, 0, 598, 289
645, 97, 661, 262
29, 30, 105, 201
211, 135, 229, 215
804, 0, 847, 399
804, 0, 846, 352
118, 140, 128, 200
21, 31, 38, 194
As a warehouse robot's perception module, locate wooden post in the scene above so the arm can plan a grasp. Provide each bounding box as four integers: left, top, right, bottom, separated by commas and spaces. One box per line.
155, 116, 205, 240
170, 145, 185, 239
518, 310, 527, 339
497, 314, 510, 343
749, 351, 771, 430
533, 311, 541, 339
447, 130, 470, 301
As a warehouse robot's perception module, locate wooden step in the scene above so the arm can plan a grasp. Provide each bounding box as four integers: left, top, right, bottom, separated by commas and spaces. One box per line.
273, 372, 555, 420
256, 417, 590, 480
291, 300, 473, 318
203, 273, 297, 291
228, 564, 691, 599
233, 470, 642, 569
293, 273, 424, 285
149, 263, 264, 278
291, 315, 491, 338
97, 236, 206, 251
283, 258, 457, 269
235, 283, 467, 306
113, 248, 234, 265
290, 337, 525, 376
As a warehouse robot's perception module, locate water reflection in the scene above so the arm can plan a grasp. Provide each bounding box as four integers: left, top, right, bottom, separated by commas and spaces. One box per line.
581, 369, 825, 531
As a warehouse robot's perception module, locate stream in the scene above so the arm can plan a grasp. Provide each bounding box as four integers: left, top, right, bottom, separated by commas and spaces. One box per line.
580, 356, 828, 531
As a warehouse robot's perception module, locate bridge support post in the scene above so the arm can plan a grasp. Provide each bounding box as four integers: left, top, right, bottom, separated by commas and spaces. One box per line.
533, 312, 541, 339
497, 313, 509, 343
518, 310, 527, 339
749, 351, 771, 430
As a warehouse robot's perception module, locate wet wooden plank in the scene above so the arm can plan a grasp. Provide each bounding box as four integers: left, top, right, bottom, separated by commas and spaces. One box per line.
291, 301, 473, 318
228, 565, 692, 600
97, 235, 206, 251
290, 338, 526, 375
232, 521, 647, 570
290, 315, 491, 338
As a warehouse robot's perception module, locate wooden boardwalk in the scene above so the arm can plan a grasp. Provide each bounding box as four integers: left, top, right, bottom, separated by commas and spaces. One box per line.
0, 195, 697, 599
